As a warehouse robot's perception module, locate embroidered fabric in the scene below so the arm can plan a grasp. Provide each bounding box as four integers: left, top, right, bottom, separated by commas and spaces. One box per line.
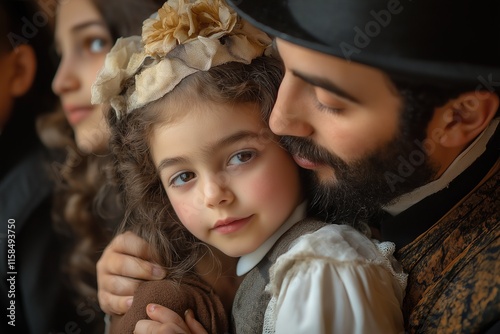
263, 224, 407, 333
373, 239, 408, 292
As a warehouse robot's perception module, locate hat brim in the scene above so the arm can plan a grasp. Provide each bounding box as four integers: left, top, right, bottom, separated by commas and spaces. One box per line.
228, 0, 500, 88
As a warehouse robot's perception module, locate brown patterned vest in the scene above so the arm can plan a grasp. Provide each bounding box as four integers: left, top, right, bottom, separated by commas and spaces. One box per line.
398, 165, 500, 333
231, 218, 327, 334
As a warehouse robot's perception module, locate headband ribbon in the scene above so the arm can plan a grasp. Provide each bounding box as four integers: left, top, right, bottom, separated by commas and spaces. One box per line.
91, 0, 272, 117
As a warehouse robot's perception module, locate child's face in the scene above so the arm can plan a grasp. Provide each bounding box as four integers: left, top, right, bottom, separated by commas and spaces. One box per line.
52, 0, 113, 153
150, 101, 303, 257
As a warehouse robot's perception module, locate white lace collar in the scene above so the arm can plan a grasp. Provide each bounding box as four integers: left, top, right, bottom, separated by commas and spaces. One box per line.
236, 201, 307, 276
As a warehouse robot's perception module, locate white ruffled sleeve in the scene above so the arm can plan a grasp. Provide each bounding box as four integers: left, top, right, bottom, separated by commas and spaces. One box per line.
263, 225, 407, 334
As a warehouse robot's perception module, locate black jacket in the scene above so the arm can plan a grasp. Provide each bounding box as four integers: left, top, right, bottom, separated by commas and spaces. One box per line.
0, 112, 100, 333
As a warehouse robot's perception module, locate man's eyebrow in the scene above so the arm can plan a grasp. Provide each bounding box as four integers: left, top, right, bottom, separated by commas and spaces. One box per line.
156, 130, 260, 172
291, 70, 361, 104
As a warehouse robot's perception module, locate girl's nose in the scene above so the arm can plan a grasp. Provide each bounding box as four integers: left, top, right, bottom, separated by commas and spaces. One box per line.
203, 176, 234, 208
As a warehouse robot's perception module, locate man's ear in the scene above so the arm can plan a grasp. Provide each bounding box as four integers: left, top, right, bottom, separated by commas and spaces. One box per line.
434, 91, 499, 148
9, 44, 37, 97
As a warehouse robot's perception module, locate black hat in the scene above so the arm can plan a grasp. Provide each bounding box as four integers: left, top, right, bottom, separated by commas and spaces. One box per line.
228, 0, 500, 88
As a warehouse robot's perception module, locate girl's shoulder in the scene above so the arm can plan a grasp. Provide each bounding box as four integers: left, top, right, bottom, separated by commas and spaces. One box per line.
270, 223, 408, 296
285, 223, 391, 263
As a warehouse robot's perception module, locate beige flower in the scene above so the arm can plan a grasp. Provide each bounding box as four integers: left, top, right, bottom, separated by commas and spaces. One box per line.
143, 0, 237, 56
92, 0, 272, 116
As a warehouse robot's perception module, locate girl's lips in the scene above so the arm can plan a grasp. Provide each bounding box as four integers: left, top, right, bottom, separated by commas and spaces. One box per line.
212, 216, 253, 235
293, 155, 319, 169
64, 106, 93, 126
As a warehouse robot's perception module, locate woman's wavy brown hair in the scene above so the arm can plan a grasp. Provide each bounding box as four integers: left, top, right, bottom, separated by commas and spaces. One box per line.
108, 56, 284, 279
37, 0, 165, 306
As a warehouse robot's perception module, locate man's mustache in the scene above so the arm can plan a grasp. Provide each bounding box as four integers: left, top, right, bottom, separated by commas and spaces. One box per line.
280, 136, 346, 169
280, 136, 324, 162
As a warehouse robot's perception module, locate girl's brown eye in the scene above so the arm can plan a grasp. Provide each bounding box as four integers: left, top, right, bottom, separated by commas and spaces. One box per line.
170, 171, 196, 187
236, 152, 253, 162
228, 150, 256, 166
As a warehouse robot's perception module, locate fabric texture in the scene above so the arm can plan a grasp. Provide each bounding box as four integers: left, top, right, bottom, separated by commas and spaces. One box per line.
398, 163, 500, 333
378, 125, 500, 332
110, 274, 229, 334
263, 224, 406, 334
232, 218, 407, 334
231, 218, 326, 333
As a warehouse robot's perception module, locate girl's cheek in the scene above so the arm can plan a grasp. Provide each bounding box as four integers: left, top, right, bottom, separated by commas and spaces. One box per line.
171, 197, 201, 226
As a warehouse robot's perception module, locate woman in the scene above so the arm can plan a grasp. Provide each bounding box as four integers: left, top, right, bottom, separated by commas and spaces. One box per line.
37, 0, 164, 331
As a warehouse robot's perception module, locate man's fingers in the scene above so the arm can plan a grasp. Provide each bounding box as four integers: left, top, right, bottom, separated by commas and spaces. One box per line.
98, 275, 141, 315
147, 304, 191, 332
109, 231, 152, 258
97, 231, 166, 280
96, 232, 166, 315
97, 291, 133, 315
98, 274, 141, 297
135, 319, 188, 334
134, 304, 191, 334
98, 252, 165, 281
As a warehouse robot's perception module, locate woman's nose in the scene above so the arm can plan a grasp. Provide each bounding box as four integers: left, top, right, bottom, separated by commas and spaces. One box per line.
52, 56, 79, 96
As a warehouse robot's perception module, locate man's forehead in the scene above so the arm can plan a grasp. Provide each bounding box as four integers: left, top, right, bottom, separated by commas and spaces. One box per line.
276, 38, 400, 102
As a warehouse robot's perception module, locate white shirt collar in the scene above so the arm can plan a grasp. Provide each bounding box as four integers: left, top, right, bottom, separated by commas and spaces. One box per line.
236, 201, 307, 276
384, 118, 499, 216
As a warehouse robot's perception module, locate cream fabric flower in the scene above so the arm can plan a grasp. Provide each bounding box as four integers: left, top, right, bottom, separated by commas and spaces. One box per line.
92, 0, 272, 116
143, 0, 237, 56
91, 36, 147, 112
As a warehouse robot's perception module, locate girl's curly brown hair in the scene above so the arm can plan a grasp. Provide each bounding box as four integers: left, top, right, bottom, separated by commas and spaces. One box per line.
109, 56, 284, 279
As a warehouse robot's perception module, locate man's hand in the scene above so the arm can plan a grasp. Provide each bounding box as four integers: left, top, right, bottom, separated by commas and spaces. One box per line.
97, 231, 166, 315
134, 304, 207, 334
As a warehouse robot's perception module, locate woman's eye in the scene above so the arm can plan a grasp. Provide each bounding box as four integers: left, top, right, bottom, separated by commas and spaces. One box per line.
170, 171, 195, 186
87, 37, 108, 53
228, 151, 256, 166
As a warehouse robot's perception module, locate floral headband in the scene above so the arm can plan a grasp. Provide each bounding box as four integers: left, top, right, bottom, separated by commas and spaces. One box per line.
91, 0, 272, 117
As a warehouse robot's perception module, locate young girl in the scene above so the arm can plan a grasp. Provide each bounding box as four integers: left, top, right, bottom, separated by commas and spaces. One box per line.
93, 0, 407, 333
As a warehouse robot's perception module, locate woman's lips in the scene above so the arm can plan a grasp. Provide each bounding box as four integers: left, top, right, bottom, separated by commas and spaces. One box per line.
64, 106, 93, 126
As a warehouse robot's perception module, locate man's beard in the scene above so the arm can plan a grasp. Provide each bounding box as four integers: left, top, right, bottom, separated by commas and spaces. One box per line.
282, 133, 438, 226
